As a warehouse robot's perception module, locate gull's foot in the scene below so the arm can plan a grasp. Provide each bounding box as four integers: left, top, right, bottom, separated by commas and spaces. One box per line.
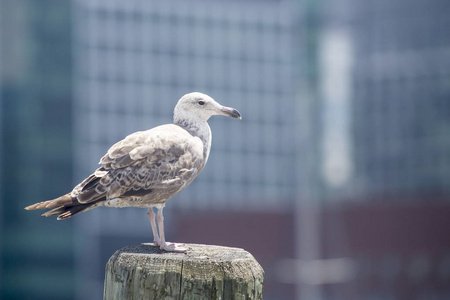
153, 238, 161, 247
160, 242, 187, 253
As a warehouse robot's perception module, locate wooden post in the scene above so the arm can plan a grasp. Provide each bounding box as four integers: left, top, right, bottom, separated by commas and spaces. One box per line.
104, 243, 264, 300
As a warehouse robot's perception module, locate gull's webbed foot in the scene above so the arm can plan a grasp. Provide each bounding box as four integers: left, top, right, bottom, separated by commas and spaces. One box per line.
160, 242, 187, 253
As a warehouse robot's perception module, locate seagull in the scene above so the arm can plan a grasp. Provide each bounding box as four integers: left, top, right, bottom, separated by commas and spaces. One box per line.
25, 92, 241, 252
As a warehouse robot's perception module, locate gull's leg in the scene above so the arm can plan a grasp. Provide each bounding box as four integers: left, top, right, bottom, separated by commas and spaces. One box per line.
156, 206, 187, 252
147, 207, 161, 246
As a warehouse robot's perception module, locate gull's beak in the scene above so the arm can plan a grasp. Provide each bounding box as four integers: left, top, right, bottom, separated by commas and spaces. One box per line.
220, 106, 242, 119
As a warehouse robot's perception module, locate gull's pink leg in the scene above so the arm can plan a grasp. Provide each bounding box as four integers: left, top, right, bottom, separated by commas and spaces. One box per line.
156, 207, 187, 252
147, 207, 160, 246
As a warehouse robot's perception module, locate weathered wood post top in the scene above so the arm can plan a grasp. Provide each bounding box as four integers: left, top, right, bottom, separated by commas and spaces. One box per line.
104, 243, 264, 300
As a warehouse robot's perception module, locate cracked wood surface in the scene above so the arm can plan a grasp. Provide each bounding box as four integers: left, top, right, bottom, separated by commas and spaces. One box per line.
103, 243, 264, 300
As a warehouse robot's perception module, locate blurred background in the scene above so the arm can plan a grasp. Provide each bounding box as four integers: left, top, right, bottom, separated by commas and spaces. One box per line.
1, 0, 450, 299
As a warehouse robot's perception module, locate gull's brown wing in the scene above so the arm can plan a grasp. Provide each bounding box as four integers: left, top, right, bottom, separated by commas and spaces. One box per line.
72, 124, 204, 204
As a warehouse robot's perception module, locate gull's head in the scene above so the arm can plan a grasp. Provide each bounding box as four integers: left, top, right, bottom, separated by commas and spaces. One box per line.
174, 92, 242, 123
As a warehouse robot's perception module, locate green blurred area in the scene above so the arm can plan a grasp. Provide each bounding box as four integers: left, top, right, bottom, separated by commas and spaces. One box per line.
1, 1, 74, 299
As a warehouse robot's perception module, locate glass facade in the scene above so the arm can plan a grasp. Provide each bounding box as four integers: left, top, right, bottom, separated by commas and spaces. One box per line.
351, 0, 450, 199
72, 1, 298, 298
296, 0, 450, 299
73, 0, 298, 210
303, 0, 450, 202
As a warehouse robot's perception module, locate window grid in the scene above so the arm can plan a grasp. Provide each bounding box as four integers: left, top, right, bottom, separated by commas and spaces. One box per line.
74, 0, 297, 218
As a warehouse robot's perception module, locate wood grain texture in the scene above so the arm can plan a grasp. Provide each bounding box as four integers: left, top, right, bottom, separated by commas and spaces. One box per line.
104, 244, 264, 300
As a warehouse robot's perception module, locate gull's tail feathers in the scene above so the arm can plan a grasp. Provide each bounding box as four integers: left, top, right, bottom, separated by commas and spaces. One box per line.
25, 193, 102, 220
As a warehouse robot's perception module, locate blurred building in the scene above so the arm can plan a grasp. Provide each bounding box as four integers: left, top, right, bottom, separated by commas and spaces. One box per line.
351, 0, 450, 199
310, 0, 450, 200
295, 0, 450, 299
72, 0, 298, 299
2, 0, 450, 299
0, 1, 74, 299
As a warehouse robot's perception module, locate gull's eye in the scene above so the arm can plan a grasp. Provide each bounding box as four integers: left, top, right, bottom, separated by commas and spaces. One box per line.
198, 100, 205, 106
